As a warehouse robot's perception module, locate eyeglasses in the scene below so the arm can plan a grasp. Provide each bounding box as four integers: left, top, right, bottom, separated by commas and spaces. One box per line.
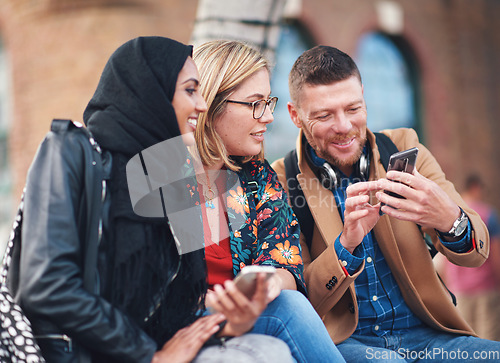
225, 97, 278, 119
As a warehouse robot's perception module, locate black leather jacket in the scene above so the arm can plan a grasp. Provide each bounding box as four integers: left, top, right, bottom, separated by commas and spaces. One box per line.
8, 120, 157, 362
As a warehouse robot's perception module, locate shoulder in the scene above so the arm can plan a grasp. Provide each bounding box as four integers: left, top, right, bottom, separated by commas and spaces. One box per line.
33, 119, 109, 179
240, 159, 285, 195
377, 127, 420, 150
43, 120, 98, 154
270, 157, 286, 182
240, 159, 273, 179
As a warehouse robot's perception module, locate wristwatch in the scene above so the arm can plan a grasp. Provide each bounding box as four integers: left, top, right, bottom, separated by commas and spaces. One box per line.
438, 209, 469, 239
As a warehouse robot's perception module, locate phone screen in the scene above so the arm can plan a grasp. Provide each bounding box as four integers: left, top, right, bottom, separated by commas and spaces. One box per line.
233, 265, 275, 298
383, 147, 419, 200
387, 147, 419, 174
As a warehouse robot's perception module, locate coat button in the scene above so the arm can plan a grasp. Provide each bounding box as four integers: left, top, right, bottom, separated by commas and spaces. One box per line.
348, 303, 355, 314
326, 282, 333, 290
331, 276, 338, 284
480, 240, 484, 249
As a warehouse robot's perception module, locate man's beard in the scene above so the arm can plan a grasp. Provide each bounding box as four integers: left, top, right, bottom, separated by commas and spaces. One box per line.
302, 126, 366, 170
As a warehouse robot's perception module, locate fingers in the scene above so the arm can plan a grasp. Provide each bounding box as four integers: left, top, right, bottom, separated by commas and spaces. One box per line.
209, 281, 252, 316
346, 180, 380, 197
345, 194, 371, 211
385, 170, 423, 189
214, 283, 238, 310
377, 174, 417, 202
177, 314, 225, 339
207, 279, 265, 337
164, 313, 225, 350
251, 274, 270, 310
265, 274, 282, 303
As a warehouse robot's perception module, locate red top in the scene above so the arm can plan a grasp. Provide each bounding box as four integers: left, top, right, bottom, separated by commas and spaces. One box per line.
200, 183, 233, 288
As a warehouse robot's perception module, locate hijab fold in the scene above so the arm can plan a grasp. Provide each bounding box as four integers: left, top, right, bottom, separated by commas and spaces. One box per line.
84, 36, 207, 345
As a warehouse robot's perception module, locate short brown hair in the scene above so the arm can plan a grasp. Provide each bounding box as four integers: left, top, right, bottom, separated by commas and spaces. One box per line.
289, 45, 362, 106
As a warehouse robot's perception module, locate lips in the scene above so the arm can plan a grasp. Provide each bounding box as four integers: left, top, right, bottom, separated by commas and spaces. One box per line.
187, 117, 197, 130
250, 129, 266, 137
331, 138, 355, 147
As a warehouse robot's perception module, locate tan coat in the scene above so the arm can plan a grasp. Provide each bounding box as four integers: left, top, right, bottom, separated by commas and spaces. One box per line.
271, 128, 489, 344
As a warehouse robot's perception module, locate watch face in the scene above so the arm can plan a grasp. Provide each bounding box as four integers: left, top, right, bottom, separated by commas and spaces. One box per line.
455, 218, 468, 236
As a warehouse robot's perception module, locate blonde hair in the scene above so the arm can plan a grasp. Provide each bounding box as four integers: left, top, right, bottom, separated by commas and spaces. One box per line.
193, 40, 270, 171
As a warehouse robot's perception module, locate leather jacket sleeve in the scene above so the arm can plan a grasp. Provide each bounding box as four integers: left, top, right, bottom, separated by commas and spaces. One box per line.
16, 127, 157, 362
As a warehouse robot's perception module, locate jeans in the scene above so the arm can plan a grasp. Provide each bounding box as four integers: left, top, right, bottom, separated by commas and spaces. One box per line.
337, 325, 500, 362
251, 290, 345, 363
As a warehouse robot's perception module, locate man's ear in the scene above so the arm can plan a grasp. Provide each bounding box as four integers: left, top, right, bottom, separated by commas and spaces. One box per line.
287, 102, 302, 128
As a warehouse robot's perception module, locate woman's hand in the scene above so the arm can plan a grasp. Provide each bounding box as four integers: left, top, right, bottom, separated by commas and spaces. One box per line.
152, 313, 225, 363
266, 268, 296, 302
265, 273, 282, 303
206, 274, 269, 337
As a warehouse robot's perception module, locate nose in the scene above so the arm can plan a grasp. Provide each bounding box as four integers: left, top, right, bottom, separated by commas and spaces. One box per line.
333, 112, 352, 134
196, 93, 208, 113
259, 104, 274, 124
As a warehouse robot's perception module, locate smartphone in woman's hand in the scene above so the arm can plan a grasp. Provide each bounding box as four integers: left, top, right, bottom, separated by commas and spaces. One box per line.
233, 265, 276, 299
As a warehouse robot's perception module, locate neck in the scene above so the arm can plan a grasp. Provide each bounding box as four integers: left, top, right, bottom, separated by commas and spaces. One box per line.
338, 164, 354, 176
203, 161, 224, 173
197, 162, 223, 187
203, 161, 224, 171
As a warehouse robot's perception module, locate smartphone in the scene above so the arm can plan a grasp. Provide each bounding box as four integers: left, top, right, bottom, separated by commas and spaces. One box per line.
233, 265, 276, 299
384, 147, 419, 199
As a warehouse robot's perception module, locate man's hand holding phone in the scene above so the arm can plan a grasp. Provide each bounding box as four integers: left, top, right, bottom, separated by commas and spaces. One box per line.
377, 147, 419, 217
376, 147, 462, 232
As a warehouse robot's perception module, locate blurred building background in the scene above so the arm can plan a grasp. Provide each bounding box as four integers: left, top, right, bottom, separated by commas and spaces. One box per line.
0, 0, 499, 242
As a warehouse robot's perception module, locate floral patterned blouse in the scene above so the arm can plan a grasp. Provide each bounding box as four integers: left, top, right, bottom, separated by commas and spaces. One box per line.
226, 159, 306, 294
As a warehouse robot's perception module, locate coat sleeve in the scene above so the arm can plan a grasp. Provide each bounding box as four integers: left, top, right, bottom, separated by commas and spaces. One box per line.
18, 130, 157, 362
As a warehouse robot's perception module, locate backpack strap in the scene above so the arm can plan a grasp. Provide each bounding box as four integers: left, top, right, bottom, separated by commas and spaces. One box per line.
284, 149, 315, 250
373, 132, 398, 170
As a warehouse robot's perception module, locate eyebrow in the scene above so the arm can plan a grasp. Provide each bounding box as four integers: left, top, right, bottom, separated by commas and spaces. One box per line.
181, 78, 199, 86
347, 99, 364, 106
309, 100, 364, 117
310, 109, 329, 117
244, 92, 271, 100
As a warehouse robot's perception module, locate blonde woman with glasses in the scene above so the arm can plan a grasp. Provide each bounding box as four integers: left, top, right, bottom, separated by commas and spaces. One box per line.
192, 40, 344, 363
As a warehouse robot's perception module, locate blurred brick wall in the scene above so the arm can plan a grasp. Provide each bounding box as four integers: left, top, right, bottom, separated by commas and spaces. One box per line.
300, 0, 500, 210
0, 0, 198, 202
0, 0, 499, 212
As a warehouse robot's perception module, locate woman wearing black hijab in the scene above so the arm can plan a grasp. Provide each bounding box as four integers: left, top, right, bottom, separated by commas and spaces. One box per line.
11, 37, 292, 363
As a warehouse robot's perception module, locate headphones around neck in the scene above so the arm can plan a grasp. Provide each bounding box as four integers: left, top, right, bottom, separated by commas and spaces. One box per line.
304, 142, 370, 190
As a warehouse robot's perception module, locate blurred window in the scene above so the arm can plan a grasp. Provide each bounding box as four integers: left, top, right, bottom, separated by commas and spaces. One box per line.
267, 21, 314, 162
355, 32, 421, 136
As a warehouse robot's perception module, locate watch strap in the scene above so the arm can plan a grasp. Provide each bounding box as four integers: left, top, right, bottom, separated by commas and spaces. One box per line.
437, 208, 468, 239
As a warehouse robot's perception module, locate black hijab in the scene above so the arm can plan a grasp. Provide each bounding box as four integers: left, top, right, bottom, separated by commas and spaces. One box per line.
84, 36, 206, 345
